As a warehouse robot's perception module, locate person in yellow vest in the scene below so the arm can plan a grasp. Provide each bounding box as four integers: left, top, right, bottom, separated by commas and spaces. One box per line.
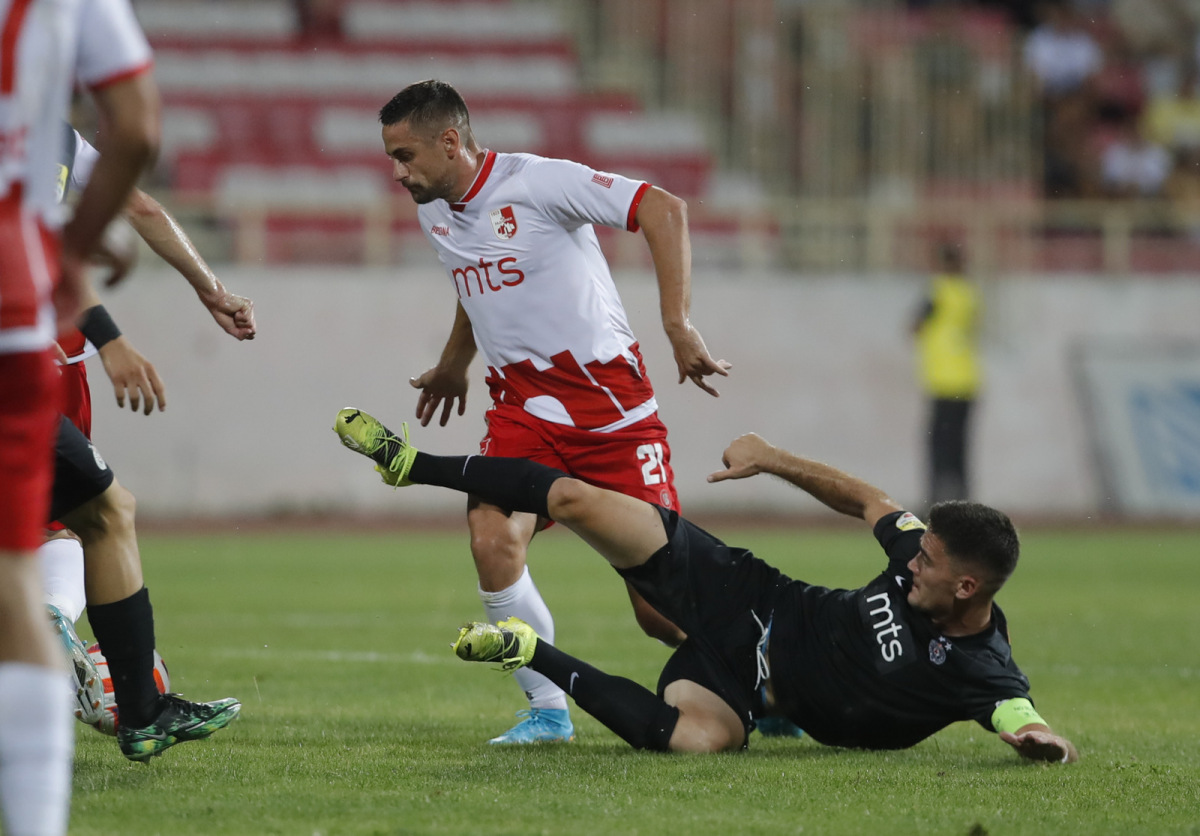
912, 243, 981, 506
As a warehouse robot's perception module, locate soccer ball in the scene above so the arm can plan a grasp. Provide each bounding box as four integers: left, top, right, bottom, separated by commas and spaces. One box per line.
85, 643, 170, 736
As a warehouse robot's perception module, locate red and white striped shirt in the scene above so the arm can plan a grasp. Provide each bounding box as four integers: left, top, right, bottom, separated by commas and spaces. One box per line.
0, 0, 150, 354
418, 151, 656, 432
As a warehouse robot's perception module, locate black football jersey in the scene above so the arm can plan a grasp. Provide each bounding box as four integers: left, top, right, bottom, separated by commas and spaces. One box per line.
764, 510, 1031, 749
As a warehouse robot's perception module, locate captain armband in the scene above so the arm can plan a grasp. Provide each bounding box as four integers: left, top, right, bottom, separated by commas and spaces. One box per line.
78, 305, 122, 349
991, 697, 1047, 734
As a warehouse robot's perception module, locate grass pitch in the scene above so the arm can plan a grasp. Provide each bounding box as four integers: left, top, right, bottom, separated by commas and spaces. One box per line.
70, 523, 1200, 835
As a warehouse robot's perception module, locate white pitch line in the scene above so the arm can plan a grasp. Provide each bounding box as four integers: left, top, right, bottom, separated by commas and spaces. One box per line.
209, 648, 457, 665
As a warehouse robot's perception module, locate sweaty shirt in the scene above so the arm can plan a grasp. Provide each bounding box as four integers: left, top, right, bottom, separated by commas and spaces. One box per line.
418, 151, 656, 433
56, 125, 101, 364
766, 511, 1031, 749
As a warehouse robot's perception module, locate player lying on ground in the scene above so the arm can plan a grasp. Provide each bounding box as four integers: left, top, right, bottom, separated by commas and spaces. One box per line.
334, 408, 1078, 761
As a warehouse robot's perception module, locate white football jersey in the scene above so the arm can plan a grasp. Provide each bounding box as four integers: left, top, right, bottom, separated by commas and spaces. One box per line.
418, 151, 657, 432
1, 0, 151, 227
0, 0, 150, 354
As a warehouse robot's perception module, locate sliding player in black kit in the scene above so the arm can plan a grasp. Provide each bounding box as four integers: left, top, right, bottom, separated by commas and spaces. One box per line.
334, 408, 1077, 763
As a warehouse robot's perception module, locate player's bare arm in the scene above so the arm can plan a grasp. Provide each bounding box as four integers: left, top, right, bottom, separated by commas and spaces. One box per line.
124, 190, 256, 340
61, 73, 160, 268
77, 282, 165, 415
709, 433, 902, 526
635, 187, 731, 396
411, 302, 476, 426
57, 73, 158, 332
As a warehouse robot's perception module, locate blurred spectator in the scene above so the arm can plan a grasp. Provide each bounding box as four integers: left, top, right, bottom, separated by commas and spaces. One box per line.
1143, 61, 1200, 150
1164, 145, 1200, 202
1023, 2, 1103, 97
1100, 116, 1172, 197
1093, 28, 1148, 127
912, 242, 980, 508
1024, 1, 1104, 196
1111, 0, 1199, 97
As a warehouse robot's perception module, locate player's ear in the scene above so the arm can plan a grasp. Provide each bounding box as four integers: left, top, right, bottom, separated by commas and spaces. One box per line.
441, 127, 460, 157
954, 573, 979, 600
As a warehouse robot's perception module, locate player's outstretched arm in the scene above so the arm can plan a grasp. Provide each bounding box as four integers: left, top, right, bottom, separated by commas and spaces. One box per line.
708, 433, 901, 526
123, 190, 256, 340
411, 302, 475, 426
635, 187, 731, 396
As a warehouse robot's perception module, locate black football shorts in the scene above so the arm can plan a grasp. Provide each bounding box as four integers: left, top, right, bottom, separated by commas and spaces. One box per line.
50, 415, 114, 523
618, 506, 789, 742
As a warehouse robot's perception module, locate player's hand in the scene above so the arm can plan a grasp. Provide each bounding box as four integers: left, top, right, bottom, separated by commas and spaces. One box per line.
51, 342, 70, 366
200, 282, 257, 340
708, 433, 774, 483
97, 336, 166, 415
669, 322, 731, 397
410, 366, 468, 427
1000, 730, 1077, 764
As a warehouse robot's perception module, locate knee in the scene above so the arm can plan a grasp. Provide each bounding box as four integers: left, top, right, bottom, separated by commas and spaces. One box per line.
467, 517, 527, 569
668, 715, 743, 754
545, 478, 591, 525
66, 482, 136, 542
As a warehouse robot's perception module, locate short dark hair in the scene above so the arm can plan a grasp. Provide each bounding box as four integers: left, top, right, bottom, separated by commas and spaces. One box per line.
378, 79, 472, 141
927, 501, 1019, 595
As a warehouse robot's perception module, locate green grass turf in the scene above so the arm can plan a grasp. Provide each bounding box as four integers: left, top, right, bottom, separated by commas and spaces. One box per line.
69, 524, 1200, 835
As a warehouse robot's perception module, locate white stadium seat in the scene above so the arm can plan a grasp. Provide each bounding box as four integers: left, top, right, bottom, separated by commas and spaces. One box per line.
154, 50, 578, 97
342, 1, 569, 42
133, 0, 294, 38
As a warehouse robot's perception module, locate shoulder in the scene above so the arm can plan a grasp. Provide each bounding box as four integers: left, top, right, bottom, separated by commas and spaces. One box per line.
498, 152, 594, 182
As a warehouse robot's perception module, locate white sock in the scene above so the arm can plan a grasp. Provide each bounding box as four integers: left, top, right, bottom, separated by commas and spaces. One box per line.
38, 539, 87, 625
0, 663, 73, 836
479, 567, 568, 712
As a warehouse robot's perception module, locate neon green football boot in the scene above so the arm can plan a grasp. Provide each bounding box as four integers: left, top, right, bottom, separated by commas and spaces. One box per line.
117, 694, 241, 762
333, 407, 417, 487
452, 617, 538, 672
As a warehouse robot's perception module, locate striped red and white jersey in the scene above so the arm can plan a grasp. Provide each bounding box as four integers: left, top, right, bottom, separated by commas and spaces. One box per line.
417, 151, 656, 433
0, 0, 150, 354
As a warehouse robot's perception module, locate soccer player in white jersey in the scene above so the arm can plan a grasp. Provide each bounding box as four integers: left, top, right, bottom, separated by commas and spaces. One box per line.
0, 0, 157, 830
376, 79, 731, 744
44, 123, 257, 728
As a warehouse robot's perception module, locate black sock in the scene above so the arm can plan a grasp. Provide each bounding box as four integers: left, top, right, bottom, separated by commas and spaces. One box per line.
85, 587, 162, 729
408, 453, 567, 519
528, 640, 679, 751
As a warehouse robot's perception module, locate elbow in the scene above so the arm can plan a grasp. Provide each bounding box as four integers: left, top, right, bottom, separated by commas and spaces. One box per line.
665, 191, 688, 226
639, 187, 688, 233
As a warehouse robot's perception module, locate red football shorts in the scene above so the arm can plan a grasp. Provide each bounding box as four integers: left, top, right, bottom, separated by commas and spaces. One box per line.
480, 404, 679, 511
0, 350, 61, 551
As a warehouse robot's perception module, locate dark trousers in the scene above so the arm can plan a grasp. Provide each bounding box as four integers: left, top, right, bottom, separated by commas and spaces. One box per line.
927, 397, 973, 506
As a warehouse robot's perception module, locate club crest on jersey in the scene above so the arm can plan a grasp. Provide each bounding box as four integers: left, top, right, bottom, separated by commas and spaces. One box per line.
489, 206, 518, 240
895, 512, 926, 532
928, 636, 952, 665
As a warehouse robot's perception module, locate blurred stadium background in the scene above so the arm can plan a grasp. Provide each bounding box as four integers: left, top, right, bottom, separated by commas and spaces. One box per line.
87, 0, 1200, 522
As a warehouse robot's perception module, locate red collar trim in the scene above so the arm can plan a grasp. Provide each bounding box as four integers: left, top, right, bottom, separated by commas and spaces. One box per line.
450, 150, 496, 211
